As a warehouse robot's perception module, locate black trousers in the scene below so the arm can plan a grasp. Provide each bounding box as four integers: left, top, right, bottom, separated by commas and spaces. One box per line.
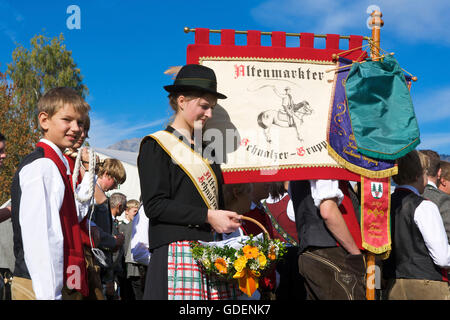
298, 247, 366, 300
275, 246, 306, 300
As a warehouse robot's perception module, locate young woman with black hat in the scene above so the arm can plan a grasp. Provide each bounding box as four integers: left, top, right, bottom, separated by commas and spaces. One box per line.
138, 64, 242, 300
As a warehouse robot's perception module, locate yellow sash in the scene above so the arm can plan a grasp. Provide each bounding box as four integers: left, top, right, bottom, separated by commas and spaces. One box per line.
144, 130, 219, 210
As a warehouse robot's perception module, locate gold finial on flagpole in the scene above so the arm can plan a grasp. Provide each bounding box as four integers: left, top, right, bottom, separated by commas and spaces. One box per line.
369, 10, 384, 61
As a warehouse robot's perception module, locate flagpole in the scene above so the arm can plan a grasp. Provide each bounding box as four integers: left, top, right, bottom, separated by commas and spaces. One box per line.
366, 9, 384, 301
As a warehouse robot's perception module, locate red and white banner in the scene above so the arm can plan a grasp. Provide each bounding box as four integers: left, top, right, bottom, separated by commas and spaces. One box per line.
360, 176, 391, 254
186, 29, 366, 183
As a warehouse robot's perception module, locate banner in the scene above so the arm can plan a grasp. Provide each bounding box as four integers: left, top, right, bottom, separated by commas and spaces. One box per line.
360, 176, 391, 255
346, 55, 420, 160
187, 29, 367, 183
203, 58, 339, 172
327, 57, 397, 178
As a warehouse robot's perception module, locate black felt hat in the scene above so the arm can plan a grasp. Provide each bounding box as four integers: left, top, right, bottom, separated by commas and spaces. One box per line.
164, 64, 227, 99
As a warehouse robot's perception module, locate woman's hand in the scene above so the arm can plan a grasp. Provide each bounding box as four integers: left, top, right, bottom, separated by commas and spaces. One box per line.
206, 209, 242, 234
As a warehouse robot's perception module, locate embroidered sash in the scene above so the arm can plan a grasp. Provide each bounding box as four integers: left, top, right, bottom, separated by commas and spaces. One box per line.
261, 200, 298, 246
147, 130, 219, 210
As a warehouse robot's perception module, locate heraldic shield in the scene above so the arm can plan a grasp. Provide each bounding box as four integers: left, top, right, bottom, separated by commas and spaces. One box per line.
345, 55, 420, 160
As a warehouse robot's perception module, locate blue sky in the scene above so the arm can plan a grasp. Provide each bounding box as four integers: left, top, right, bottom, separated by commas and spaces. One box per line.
1, 0, 450, 154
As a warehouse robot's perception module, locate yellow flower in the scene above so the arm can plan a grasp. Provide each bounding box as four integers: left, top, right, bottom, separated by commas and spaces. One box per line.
214, 257, 228, 274
258, 253, 267, 267
243, 245, 259, 259
268, 246, 277, 260
234, 255, 248, 273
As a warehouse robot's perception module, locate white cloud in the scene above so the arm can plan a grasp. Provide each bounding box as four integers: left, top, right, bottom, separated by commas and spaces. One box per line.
413, 86, 450, 123
0, 1, 23, 44
251, 0, 450, 45
88, 112, 169, 148
418, 133, 450, 153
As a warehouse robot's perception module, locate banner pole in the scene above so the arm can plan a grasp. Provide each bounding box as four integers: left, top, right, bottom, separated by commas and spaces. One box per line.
366, 9, 384, 301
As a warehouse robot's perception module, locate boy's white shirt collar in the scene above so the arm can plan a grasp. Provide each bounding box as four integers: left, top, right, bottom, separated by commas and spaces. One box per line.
40, 138, 71, 175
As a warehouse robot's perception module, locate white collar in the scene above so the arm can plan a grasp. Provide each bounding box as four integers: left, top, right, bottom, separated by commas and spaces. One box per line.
40, 139, 71, 175
265, 192, 288, 204
427, 180, 438, 189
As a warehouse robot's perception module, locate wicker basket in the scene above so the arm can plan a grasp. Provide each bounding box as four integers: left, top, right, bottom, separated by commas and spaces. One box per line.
241, 216, 270, 239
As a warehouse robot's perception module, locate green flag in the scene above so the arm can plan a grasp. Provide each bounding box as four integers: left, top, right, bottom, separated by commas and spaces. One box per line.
345, 55, 420, 160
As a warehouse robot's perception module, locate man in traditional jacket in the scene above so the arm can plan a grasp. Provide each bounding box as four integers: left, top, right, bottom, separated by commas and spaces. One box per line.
421, 150, 450, 241
384, 150, 450, 299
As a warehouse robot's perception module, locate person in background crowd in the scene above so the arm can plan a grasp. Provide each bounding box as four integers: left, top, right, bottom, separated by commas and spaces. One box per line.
130, 203, 150, 298
88, 160, 126, 299
420, 150, 450, 242
0, 132, 12, 300
88, 158, 126, 251
384, 150, 450, 300
63, 115, 105, 300
118, 199, 142, 300
108, 192, 127, 300
222, 183, 259, 300
91, 191, 126, 300
0, 133, 11, 223
439, 161, 450, 196
290, 177, 365, 300
130, 203, 150, 266
262, 181, 306, 300
240, 182, 276, 299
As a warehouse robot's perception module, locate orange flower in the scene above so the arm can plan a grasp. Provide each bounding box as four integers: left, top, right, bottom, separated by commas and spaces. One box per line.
268, 246, 277, 260
214, 257, 228, 274
243, 245, 259, 259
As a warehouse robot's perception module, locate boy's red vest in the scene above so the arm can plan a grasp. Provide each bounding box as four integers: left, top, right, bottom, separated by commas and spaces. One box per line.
38, 142, 89, 297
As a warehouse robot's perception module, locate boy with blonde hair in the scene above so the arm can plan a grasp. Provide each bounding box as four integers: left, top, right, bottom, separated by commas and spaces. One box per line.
125, 200, 140, 222
385, 150, 450, 300
11, 87, 90, 300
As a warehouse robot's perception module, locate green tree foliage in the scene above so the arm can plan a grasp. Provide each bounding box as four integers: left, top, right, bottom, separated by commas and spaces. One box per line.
7, 33, 88, 130
0, 33, 88, 204
0, 69, 40, 205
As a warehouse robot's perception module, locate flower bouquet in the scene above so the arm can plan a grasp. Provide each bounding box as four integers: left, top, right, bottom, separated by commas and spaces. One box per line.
191, 216, 287, 297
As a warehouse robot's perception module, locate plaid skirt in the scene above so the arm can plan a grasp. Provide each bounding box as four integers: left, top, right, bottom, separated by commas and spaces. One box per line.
168, 241, 240, 300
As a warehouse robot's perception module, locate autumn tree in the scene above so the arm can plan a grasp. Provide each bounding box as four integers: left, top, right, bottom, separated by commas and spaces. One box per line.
0, 69, 40, 205
7, 33, 88, 132
0, 33, 88, 204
